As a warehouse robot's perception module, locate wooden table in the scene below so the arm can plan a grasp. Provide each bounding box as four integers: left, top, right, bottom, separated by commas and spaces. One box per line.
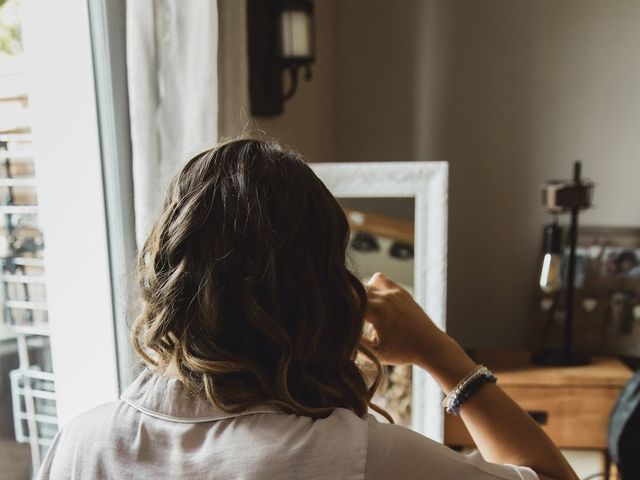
444, 351, 633, 477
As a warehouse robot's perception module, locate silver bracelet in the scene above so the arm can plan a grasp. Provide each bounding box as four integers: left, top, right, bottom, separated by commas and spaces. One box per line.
441, 365, 497, 415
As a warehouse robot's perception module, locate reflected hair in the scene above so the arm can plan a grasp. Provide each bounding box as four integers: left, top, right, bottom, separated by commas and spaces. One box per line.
132, 138, 391, 421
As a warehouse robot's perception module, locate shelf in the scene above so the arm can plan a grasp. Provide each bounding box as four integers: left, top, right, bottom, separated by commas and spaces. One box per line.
0, 151, 34, 162
5, 325, 50, 336
10, 257, 45, 268
6, 299, 48, 311
10, 368, 55, 382
15, 388, 56, 400
0, 205, 38, 214
0, 133, 31, 143
14, 436, 53, 447
2, 274, 46, 284
0, 178, 37, 187
17, 412, 58, 425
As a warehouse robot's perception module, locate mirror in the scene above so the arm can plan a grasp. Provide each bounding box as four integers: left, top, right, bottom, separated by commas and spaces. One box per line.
311, 161, 447, 439
338, 196, 415, 426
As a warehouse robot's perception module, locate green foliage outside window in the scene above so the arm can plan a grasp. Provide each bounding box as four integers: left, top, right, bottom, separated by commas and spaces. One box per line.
0, 0, 22, 56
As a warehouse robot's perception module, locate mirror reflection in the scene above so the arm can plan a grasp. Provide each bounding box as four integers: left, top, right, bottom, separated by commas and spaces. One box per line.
337, 197, 415, 426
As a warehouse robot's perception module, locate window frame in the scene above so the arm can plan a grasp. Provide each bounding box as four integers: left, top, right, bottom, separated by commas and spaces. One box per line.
21, 0, 124, 424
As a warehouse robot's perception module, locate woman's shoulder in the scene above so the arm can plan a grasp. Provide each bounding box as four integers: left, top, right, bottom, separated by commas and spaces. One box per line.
61, 400, 132, 437
36, 400, 129, 479
365, 415, 539, 480
51, 400, 133, 450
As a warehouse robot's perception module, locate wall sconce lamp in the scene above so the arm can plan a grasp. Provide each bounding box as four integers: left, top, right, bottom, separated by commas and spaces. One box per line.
247, 0, 316, 116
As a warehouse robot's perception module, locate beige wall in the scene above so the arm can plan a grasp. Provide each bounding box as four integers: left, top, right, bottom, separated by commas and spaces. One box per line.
218, 0, 337, 162
241, 0, 640, 348
228, 0, 338, 162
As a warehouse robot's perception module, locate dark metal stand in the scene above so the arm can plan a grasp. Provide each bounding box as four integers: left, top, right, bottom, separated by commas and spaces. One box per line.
532, 162, 591, 366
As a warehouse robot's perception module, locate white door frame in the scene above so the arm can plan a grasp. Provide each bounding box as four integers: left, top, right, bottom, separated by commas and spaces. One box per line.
21, 1, 119, 424
87, 0, 138, 390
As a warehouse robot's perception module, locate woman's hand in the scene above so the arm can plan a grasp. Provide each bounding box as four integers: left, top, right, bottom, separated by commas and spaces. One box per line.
363, 272, 446, 365
364, 273, 578, 480
363, 272, 477, 391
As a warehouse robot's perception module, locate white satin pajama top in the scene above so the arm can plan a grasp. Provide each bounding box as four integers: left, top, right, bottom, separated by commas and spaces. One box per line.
37, 369, 539, 480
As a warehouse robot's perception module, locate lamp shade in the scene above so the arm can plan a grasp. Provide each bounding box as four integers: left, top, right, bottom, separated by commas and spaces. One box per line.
247, 0, 316, 115
278, 1, 315, 61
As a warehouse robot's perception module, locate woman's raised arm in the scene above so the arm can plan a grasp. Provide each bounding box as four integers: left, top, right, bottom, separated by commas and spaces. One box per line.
363, 272, 578, 480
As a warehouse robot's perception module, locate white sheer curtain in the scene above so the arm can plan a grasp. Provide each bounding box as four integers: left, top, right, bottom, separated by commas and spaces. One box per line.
127, 0, 219, 246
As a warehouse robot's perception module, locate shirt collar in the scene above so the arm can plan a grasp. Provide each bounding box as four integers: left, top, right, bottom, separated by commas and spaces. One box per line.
120, 368, 283, 423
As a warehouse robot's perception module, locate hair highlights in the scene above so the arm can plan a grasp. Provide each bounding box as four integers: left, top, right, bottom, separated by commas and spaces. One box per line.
132, 139, 391, 421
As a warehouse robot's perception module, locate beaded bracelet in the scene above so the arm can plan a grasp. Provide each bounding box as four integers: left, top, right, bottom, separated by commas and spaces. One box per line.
441, 365, 497, 416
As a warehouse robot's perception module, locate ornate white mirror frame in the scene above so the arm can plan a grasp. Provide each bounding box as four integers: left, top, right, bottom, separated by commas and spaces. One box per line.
310, 161, 448, 440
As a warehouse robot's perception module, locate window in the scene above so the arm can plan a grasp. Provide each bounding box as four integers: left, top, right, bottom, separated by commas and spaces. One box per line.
0, 1, 56, 475
0, 1, 130, 476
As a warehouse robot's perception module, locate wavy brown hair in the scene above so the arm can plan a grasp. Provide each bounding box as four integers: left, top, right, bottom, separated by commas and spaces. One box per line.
132, 138, 391, 421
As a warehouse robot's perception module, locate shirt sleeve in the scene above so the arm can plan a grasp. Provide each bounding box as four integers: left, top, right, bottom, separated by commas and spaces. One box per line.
365, 415, 539, 480
34, 424, 66, 480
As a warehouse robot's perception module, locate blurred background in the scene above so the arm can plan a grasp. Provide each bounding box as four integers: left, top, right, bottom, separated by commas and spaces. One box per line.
2, 0, 640, 478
